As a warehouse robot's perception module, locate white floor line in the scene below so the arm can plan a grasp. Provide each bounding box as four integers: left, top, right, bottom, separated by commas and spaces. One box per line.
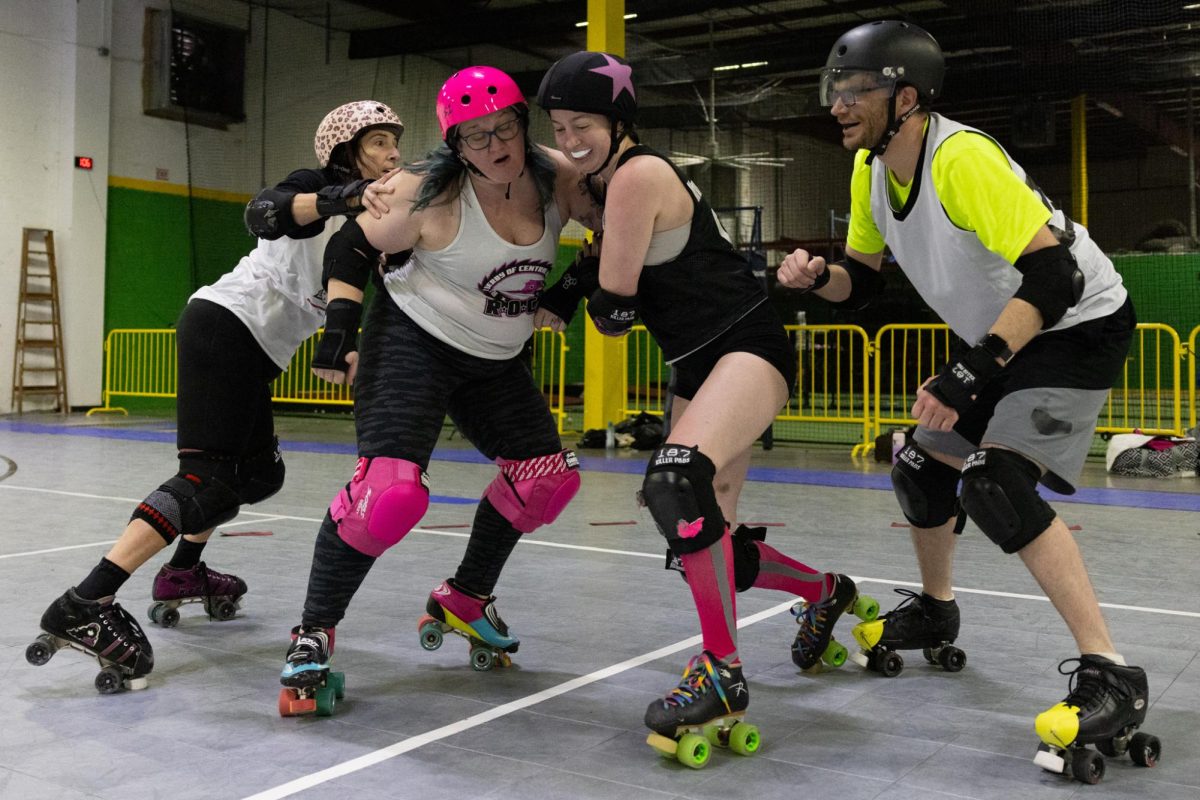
0, 515, 289, 560
241, 599, 789, 800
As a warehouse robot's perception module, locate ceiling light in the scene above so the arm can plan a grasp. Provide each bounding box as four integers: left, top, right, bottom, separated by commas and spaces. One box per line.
714, 61, 769, 72
575, 13, 637, 28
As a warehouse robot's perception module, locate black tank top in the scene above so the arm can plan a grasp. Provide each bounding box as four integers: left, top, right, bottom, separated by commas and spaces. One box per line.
613, 145, 765, 362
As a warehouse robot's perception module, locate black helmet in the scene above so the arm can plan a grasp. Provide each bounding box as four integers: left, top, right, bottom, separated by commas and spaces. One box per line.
821, 20, 944, 105
537, 51, 637, 124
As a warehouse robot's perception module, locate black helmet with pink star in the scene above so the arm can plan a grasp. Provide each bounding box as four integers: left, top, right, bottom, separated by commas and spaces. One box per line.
537, 51, 638, 124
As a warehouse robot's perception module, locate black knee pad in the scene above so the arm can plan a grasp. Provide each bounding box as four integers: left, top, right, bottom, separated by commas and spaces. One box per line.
665, 523, 763, 591
238, 437, 286, 504
132, 452, 243, 543
730, 524, 765, 592
891, 443, 961, 528
960, 448, 1057, 554
641, 445, 725, 555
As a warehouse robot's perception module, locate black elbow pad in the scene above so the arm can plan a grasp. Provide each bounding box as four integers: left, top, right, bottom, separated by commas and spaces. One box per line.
322, 219, 380, 291
244, 187, 297, 240
833, 256, 885, 310
1013, 243, 1085, 328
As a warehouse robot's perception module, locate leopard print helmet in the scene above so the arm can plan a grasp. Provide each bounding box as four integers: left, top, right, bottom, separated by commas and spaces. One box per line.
313, 100, 404, 168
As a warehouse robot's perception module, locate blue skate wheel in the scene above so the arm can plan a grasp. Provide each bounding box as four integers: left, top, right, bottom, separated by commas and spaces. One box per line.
419, 621, 443, 651
470, 646, 495, 671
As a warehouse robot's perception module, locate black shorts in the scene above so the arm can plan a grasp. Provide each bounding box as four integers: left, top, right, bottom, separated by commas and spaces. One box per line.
670, 301, 797, 401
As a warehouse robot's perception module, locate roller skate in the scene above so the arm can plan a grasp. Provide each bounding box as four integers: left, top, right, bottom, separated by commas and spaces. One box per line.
849, 588, 965, 677
644, 651, 760, 770
26, 588, 153, 693
790, 574, 880, 671
1033, 655, 1159, 784
147, 561, 247, 626
417, 578, 518, 671
278, 625, 345, 717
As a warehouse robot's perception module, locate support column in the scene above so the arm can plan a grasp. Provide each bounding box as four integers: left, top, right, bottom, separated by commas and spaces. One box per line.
1070, 94, 1088, 227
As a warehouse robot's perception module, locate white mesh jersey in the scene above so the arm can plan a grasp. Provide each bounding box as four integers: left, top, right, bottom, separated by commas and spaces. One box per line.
868, 114, 1126, 344
190, 218, 341, 370
383, 178, 561, 359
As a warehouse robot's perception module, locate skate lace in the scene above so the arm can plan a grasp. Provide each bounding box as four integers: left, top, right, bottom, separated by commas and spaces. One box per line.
1058, 658, 1128, 712
196, 562, 238, 598
482, 599, 509, 637
881, 588, 925, 623
789, 593, 838, 650
98, 601, 150, 648
288, 629, 328, 665
664, 654, 723, 708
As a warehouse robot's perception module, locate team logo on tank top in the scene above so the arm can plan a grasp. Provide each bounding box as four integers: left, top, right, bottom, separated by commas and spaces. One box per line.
478, 258, 552, 317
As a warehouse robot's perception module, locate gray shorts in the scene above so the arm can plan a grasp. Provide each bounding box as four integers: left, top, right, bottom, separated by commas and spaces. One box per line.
914, 299, 1135, 495
914, 386, 1109, 494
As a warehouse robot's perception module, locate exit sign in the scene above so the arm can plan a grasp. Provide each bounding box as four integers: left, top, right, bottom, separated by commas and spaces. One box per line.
74, 156, 94, 170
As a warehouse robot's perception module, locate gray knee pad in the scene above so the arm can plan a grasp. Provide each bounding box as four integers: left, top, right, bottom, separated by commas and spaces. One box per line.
238, 437, 286, 505
642, 445, 725, 555
960, 448, 1057, 554
891, 443, 961, 528
132, 452, 242, 543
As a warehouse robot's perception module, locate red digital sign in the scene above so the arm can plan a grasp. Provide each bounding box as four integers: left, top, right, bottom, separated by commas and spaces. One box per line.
74, 156, 94, 170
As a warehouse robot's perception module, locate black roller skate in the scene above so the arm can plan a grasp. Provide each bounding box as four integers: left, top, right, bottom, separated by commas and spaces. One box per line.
27, 588, 153, 693
790, 574, 879, 671
1034, 655, 1159, 784
278, 625, 344, 717
644, 651, 760, 769
850, 588, 965, 677
148, 561, 247, 626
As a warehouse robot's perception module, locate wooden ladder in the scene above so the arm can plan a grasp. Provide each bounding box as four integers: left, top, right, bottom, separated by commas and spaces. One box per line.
11, 228, 68, 413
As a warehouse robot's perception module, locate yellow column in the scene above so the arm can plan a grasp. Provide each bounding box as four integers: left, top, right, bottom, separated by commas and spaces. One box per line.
1071, 94, 1088, 228
582, 0, 627, 431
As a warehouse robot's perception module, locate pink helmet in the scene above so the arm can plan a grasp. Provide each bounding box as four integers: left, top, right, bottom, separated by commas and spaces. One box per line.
436, 66, 526, 140
314, 100, 404, 168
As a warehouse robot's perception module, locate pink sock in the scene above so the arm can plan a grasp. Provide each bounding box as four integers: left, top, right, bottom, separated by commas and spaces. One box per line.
678, 532, 738, 663
751, 541, 832, 602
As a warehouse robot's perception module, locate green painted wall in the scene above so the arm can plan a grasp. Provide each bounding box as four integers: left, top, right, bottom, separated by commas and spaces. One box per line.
1111, 252, 1200, 348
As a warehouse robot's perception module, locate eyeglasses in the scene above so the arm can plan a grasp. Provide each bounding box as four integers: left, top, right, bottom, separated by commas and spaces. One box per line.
818, 70, 897, 108
460, 118, 522, 150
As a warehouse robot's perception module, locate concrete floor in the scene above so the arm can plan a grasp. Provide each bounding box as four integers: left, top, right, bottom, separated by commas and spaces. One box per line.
2, 413, 1197, 800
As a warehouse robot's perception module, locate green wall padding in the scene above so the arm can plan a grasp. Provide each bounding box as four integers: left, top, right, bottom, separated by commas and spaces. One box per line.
1111, 252, 1200, 348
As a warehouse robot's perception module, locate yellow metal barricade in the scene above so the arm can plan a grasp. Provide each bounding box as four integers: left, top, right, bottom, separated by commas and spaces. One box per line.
872, 324, 955, 444
621, 325, 669, 419
1099, 323, 1185, 436
90, 326, 570, 428
874, 323, 1186, 442
781, 324, 873, 454
1188, 325, 1199, 432
87, 328, 178, 415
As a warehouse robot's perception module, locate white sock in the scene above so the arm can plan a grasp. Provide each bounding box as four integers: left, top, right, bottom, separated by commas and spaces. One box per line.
1089, 651, 1126, 666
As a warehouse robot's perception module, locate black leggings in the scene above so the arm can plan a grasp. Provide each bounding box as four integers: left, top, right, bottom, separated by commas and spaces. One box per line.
175, 299, 282, 457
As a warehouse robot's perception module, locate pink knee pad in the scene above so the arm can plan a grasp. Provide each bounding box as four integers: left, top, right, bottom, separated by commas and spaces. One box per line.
484, 450, 580, 533
330, 456, 429, 557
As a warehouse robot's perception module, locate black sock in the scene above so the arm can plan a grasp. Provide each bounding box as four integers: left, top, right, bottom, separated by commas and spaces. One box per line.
168, 536, 207, 569
453, 498, 522, 596
301, 514, 377, 628
75, 557, 132, 601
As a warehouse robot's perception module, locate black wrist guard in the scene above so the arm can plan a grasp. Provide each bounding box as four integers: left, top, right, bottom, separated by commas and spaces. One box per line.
538, 254, 599, 324
796, 265, 831, 294
925, 337, 1007, 413
315, 179, 372, 218
586, 288, 638, 337
312, 298, 363, 374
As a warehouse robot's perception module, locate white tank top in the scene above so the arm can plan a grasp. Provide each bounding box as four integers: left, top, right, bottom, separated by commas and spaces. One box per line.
869, 114, 1126, 344
190, 218, 341, 369
383, 177, 562, 359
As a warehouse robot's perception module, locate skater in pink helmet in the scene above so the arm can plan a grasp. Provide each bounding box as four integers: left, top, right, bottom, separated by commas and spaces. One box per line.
28, 101, 403, 693
278, 67, 603, 713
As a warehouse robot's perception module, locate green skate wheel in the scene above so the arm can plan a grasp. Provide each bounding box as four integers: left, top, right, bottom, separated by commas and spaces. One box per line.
676, 732, 710, 769
702, 724, 724, 747
314, 684, 337, 716
822, 639, 848, 668
728, 722, 761, 756
853, 594, 880, 622
330, 671, 346, 700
